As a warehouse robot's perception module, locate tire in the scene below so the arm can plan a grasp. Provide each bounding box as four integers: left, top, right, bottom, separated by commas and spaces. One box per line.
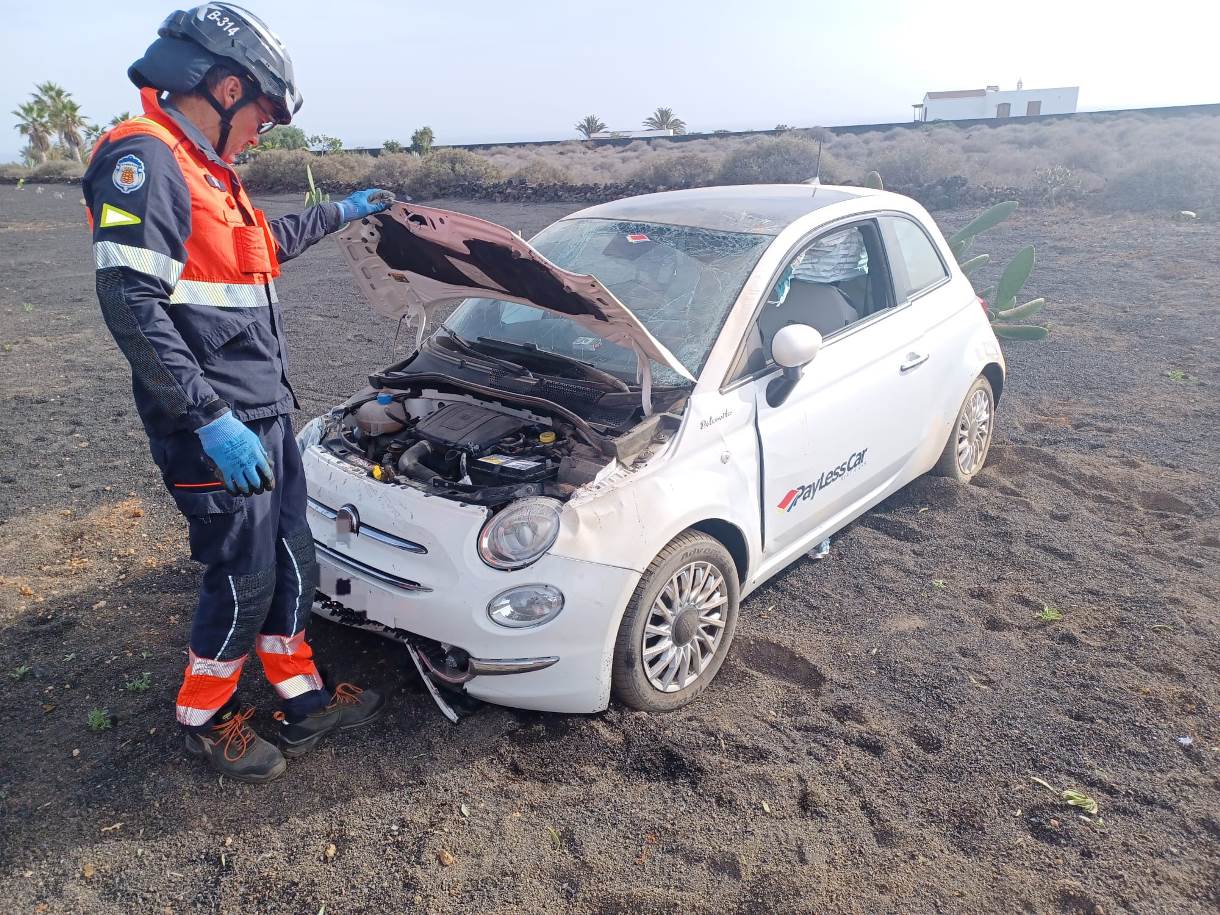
612, 531, 740, 712
933, 375, 995, 483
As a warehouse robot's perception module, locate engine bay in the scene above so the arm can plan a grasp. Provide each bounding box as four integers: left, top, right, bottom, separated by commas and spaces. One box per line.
319, 386, 665, 506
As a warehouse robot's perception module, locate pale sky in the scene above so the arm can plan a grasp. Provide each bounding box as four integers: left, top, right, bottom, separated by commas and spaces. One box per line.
5, 0, 1217, 161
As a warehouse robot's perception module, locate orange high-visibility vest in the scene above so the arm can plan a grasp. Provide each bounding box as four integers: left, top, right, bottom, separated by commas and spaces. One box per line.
88, 86, 281, 306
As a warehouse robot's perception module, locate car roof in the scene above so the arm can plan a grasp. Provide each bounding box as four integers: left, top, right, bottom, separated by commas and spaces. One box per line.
564, 184, 883, 236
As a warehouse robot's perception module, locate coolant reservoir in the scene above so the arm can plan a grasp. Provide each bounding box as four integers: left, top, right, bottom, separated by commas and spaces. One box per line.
356, 393, 407, 436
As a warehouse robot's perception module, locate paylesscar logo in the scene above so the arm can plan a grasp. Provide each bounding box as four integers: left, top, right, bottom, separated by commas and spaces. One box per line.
777, 449, 868, 512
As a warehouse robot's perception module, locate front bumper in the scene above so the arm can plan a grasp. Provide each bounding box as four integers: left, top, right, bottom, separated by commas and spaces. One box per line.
303, 445, 641, 713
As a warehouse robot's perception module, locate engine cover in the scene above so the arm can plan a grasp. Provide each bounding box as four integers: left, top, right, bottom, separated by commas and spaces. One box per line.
413, 403, 527, 452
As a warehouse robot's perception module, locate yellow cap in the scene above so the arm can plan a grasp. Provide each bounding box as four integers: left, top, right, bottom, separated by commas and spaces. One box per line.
539, 431, 557, 444
372, 465, 384, 480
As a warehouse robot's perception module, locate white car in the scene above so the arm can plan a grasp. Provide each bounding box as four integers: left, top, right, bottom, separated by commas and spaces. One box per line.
297, 184, 1005, 715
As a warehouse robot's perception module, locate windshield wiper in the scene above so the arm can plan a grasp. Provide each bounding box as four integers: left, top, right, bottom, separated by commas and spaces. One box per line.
474, 337, 630, 392
435, 326, 534, 378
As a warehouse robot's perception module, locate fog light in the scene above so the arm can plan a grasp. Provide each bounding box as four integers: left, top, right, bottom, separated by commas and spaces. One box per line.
487, 585, 565, 629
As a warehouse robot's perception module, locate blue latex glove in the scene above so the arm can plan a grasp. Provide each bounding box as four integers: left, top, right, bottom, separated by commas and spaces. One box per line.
335, 188, 393, 222
196, 412, 275, 496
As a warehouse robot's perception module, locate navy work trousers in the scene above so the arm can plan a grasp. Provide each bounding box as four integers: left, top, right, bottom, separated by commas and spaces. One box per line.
148, 414, 329, 729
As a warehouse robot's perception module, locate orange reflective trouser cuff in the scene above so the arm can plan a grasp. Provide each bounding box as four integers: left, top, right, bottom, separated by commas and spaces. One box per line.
257, 630, 327, 720
176, 652, 246, 727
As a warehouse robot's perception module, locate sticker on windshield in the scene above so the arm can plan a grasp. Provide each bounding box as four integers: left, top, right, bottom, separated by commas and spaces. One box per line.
625, 233, 650, 243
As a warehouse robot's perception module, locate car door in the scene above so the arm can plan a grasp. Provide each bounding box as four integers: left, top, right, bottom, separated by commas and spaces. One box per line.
742, 217, 946, 558
878, 214, 979, 450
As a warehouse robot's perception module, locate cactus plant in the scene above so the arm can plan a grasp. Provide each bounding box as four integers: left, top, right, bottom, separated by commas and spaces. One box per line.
942, 200, 1048, 340
862, 170, 884, 191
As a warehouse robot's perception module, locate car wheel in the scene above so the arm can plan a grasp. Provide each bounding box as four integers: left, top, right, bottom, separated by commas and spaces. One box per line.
611, 531, 740, 712
934, 375, 995, 483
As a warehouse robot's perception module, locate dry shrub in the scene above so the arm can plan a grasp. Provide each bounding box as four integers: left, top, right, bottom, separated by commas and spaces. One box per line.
29, 159, 84, 181
509, 158, 572, 185
413, 149, 502, 197
307, 153, 375, 192
631, 153, 716, 189
865, 132, 963, 188
366, 153, 420, 194
232, 111, 1220, 213
240, 149, 314, 192
1103, 154, 1220, 214
717, 136, 840, 184
0, 163, 30, 180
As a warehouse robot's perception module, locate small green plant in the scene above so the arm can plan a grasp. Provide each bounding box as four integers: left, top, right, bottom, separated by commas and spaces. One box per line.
303, 163, 329, 207
22, 302, 35, 313
1165, 369, 1190, 383
16, 177, 25, 190
87, 708, 112, 732
10, 664, 31, 681
931, 578, 947, 589
546, 825, 562, 849
1061, 789, 1099, 815
1035, 603, 1063, 622
124, 672, 151, 692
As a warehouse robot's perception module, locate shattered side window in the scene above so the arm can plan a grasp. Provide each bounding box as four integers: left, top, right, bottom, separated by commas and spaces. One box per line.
448, 218, 772, 384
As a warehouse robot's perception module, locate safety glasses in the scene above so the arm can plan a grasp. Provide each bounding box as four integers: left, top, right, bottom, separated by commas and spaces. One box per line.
255, 100, 278, 135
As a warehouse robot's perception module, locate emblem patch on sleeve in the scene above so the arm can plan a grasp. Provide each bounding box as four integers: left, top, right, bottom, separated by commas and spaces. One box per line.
112, 154, 146, 194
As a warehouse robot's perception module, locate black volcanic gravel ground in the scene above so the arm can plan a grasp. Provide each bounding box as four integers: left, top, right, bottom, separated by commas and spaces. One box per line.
0, 186, 1217, 914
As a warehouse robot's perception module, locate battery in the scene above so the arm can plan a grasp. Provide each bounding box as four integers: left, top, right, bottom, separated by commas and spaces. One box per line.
470, 453, 553, 483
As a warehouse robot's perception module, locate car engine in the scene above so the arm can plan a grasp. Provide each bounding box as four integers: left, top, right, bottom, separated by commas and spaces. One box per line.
326, 389, 616, 504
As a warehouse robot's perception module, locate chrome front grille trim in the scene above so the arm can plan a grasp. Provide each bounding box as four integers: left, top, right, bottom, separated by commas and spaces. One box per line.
308, 498, 428, 554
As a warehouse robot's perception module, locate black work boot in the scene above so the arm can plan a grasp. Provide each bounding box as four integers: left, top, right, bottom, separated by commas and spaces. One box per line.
183, 699, 287, 783
276, 680, 387, 758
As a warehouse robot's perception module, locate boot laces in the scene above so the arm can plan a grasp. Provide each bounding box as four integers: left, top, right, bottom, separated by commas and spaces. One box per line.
212, 706, 257, 762
330, 683, 363, 706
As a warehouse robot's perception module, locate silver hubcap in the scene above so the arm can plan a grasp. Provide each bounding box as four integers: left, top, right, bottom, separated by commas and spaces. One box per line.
642, 561, 728, 693
956, 388, 992, 475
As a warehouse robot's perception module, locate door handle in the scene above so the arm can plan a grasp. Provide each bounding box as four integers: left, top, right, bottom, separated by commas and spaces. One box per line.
899, 351, 930, 373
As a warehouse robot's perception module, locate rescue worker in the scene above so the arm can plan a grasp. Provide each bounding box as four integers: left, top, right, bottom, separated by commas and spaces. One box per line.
83, 4, 392, 783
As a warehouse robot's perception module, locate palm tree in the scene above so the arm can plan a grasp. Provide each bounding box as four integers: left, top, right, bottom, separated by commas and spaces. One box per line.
32, 82, 88, 161
643, 107, 686, 134
53, 98, 89, 161
13, 101, 53, 164
575, 115, 606, 140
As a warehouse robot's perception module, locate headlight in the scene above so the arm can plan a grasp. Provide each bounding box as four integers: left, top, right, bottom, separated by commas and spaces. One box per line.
487, 585, 565, 628
477, 497, 563, 570
295, 416, 324, 454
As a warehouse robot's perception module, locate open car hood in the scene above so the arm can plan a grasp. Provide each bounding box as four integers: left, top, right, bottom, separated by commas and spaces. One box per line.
337, 202, 694, 381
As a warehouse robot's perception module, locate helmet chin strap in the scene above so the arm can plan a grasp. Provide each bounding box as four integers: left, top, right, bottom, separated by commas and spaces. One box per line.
200, 80, 258, 157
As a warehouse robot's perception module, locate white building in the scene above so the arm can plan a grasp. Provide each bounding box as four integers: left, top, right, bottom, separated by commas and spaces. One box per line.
917, 84, 1079, 122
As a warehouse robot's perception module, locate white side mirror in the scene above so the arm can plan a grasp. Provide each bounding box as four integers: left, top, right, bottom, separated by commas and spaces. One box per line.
771, 323, 823, 369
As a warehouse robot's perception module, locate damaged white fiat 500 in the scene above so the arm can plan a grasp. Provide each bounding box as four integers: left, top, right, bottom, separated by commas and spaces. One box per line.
297, 185, 1005, 715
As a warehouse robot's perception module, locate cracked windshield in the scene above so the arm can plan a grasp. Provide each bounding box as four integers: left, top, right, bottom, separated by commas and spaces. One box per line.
445, 218, 774, 384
